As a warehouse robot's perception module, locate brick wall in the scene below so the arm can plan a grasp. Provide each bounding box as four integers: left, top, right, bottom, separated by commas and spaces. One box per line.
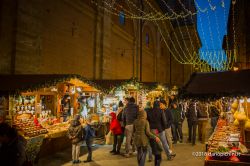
0, 0, 198, 86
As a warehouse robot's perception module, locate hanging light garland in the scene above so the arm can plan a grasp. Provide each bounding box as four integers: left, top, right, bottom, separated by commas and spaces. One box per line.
91, 0, 222, 21
147, 0, 197, 63
90, 0, 236, 71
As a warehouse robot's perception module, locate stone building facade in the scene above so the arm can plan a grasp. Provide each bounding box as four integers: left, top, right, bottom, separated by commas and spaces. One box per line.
0, 0, 199, 86
225, 0, 250, 69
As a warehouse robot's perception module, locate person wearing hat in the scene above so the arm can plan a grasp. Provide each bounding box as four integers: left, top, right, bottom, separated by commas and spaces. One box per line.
67, 114, 83, 164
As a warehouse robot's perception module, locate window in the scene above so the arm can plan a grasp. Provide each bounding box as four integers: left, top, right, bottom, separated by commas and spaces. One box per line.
119, 11, 125, 25
145, 33, 149, 46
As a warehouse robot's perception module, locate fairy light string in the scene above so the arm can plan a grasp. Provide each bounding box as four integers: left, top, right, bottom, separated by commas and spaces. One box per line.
90, 0, 236, 71
149, 0, 196, 63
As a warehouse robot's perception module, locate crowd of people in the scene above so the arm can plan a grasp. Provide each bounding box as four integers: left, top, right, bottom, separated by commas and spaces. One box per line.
0, 95, 221, 166
107, 95, 221, 166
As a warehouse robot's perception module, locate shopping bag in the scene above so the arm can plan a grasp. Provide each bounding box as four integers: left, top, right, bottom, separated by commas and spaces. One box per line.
105, 130, 114, 145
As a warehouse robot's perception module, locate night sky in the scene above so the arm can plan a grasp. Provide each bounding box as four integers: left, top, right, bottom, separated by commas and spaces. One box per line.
195, 0, 231, 69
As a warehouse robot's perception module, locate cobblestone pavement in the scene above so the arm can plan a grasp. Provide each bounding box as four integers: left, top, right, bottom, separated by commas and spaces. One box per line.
37, 142, 205, 166
37, 119, 211, 166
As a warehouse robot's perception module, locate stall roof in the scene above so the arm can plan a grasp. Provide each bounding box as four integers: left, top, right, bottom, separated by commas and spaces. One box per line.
0, 74, 98, 95
92, 79, 138, 93
92, 79, 169, 93
181, 69, 250, 98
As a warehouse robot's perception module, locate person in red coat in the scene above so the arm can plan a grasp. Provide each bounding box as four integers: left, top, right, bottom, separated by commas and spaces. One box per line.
109, 112, 123, 155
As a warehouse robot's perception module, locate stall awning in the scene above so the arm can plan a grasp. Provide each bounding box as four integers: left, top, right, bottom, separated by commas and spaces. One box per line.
0, 74, 99, 95
92, 79, 138, 93
92, 79, 169, 93
181, 69, 250, 98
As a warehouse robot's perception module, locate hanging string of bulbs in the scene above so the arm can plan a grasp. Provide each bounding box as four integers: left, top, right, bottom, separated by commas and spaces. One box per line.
91, 0, 226, 21
90, 0, 237, 71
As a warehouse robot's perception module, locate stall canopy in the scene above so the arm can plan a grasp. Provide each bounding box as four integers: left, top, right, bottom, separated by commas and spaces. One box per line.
92, 79, 169, 93
0, 74, 99, 95
181, 69, 250, 98
92, 78, 138, 93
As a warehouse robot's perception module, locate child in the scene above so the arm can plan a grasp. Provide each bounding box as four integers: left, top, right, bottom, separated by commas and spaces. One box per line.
84, 116, 95, 163
109, 112, 123, 155
67, 114, 83, 164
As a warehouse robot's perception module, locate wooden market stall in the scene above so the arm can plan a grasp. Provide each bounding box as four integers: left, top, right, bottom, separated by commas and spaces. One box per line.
181, 69, 250, 165
0, 74, 100, 162
93, 79, 171, 108
142, 82, 170, 106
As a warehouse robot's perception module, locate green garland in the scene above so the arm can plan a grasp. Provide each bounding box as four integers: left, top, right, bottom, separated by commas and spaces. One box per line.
4, 75, 169, 96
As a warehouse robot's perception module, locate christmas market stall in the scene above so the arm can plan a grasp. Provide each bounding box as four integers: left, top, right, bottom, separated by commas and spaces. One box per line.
141, 82, 170, 105
0, 74, 101, 162
181, 69, 250, 166
93, 79, 172, 110
92, 78, 141, 110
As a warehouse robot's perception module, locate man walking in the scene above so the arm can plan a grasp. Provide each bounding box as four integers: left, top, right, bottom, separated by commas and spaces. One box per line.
171, 102, 183, 144
147, 100, 175, 160
186, 100, 198, 146
122, 97, 138, 157
160, 100, 173, 152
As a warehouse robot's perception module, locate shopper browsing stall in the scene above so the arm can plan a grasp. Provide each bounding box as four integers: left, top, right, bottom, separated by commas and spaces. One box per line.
109, 112, 123, 155
67, 114, 83, 164
83, 116, 95, 163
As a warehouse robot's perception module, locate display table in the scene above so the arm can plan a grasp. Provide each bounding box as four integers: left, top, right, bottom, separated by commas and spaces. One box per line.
205, 119, 250, 165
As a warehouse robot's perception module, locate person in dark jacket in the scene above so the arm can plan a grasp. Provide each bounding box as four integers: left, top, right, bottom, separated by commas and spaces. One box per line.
210, 102, 220, 131
109, 112, 123, 155
160, 100, 173, 151
171, 102, 183, 144
123, 97, 139, 157
68, 114, 83, 164
133, 110, 160, 166
84, 116, 95, 163
0, 123, 26, 166
197, 102, 209, 144
185, 101, 198, 145
147, 101, 175, 161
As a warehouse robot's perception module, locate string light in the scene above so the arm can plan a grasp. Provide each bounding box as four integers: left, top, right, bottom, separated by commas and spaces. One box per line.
147, 0, 196, 63
177, 0, 202, 62
91, 0, 221, 21
90, 0, 236, 70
